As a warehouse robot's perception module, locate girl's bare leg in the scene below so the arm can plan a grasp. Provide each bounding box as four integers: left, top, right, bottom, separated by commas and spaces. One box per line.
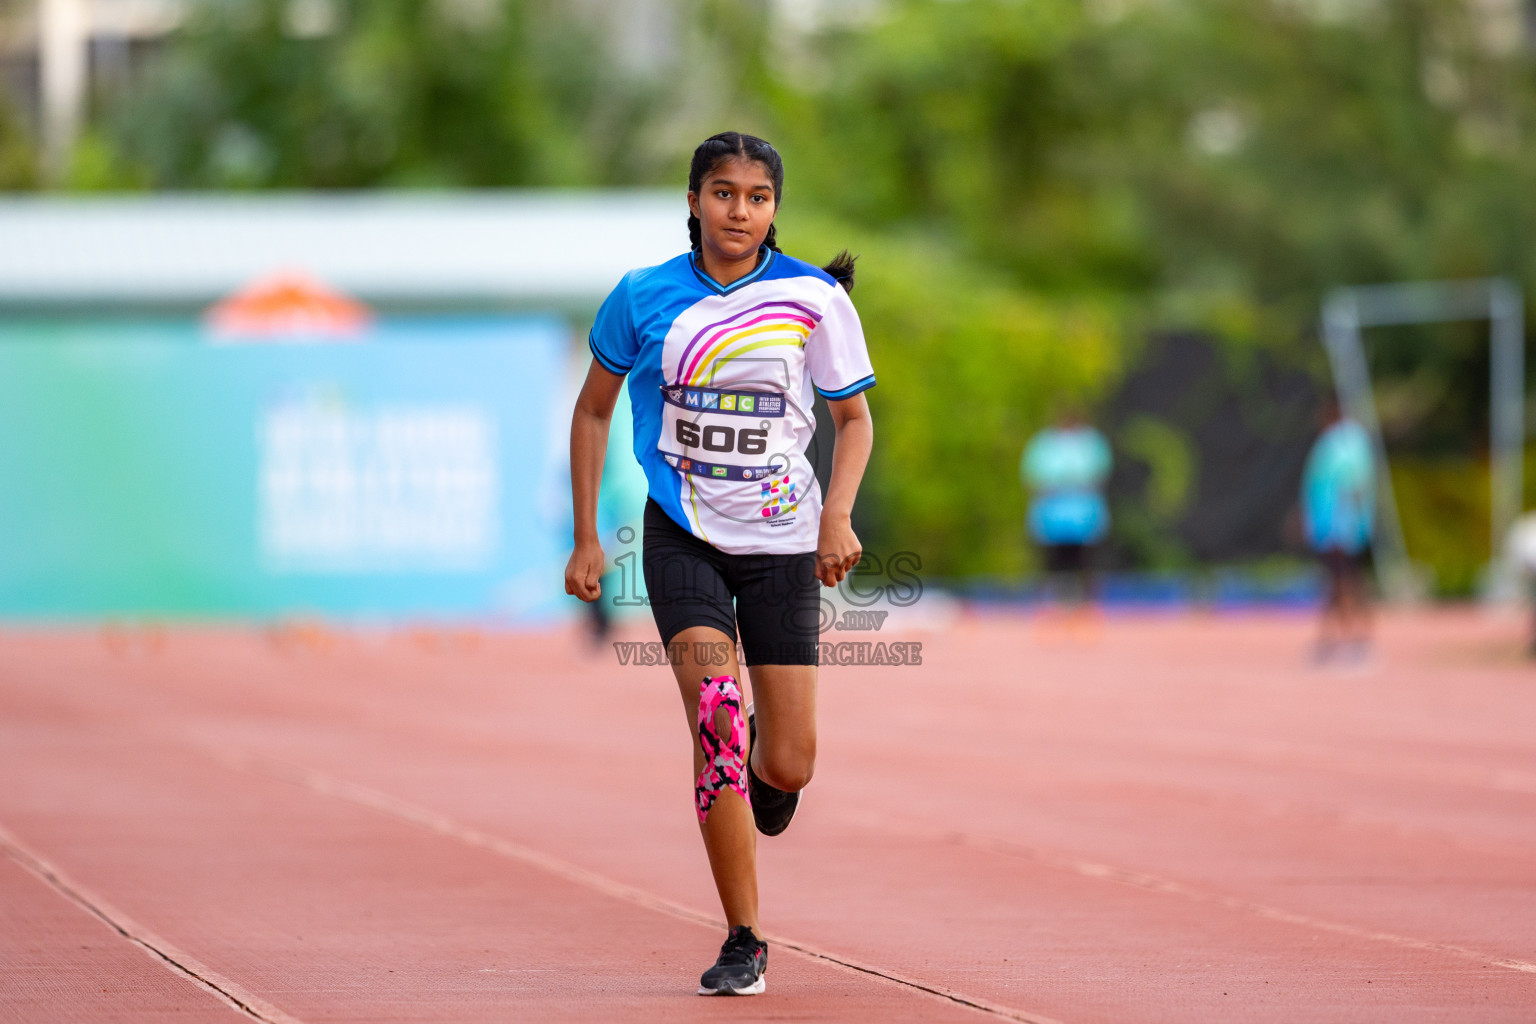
744, 663, 817, 793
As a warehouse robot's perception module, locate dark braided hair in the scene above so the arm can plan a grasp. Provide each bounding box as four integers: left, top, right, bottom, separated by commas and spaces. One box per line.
687, 131, 858, 293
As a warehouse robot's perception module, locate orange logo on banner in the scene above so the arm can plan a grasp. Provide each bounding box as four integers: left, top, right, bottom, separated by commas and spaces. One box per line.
207, 271, 372, 341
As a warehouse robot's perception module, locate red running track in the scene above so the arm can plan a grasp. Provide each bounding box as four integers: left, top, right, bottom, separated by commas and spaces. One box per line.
1, 610, 1535, 1022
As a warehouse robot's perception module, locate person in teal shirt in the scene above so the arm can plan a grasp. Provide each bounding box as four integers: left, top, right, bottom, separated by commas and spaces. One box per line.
1301, 399, 1375, 661
1022, 413, 1112, 601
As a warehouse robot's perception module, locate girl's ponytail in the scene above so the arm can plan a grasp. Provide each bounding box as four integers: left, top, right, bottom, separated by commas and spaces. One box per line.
822, 250, 857, 294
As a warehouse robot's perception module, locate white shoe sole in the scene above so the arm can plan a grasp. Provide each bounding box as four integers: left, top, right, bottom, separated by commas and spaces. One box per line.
697, 976, 766, 996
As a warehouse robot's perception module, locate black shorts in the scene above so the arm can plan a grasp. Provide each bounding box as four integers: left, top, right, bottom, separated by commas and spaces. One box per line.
1319, 547, 1370, 577
642, 498, 821, 666
1043, 542, 1092, 574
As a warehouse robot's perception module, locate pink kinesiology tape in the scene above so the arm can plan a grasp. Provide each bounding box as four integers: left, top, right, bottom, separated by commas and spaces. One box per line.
695, 674, 750, 823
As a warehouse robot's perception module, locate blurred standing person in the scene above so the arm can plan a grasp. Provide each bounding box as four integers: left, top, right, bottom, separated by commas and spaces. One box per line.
586, 389, 650, 646
577, 452, 638, 646
1301, 399, 1376, 663
1021, 411, 1112, 605
558, 378, 647, 648
1503, 511, 1536, 656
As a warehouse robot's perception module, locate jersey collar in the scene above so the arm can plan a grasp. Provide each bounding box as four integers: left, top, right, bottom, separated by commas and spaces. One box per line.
689, 246, 776, 296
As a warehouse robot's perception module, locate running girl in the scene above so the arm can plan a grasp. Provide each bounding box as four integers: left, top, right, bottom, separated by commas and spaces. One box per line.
564, 131, 875, 996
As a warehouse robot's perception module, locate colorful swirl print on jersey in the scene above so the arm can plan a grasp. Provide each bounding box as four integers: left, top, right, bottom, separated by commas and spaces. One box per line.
676, 301, 822, 385
760, 475, 797, 518
695, 674, 750, 823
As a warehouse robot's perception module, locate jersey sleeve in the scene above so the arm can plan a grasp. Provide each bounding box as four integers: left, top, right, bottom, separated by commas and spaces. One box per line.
588, 272, 639, 375
806, 283, 876, 400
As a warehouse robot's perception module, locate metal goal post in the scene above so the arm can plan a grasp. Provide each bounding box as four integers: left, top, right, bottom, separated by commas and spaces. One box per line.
1320, 278, 1524, 600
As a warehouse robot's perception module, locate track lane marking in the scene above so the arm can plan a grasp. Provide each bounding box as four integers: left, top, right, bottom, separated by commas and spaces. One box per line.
845, 812, 1536, 976
0, 821, 307, 1024
210, 748, 1064, 1024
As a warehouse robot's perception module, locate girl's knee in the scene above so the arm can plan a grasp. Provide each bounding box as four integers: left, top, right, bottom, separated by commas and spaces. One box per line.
758, 744, 816, 792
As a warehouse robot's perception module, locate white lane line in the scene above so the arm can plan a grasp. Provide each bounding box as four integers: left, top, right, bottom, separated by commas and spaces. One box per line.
211, 748, 1065, 1024
849, 813, 1536, 976
0, 821, 308, 1024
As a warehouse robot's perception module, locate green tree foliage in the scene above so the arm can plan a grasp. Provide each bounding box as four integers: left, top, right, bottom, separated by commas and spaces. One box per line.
1110, 0, 1536, 301
0, 89, 37, 188
99, 0, 675, 188
768, 0, 1152, 292
769, 0, 1536, 307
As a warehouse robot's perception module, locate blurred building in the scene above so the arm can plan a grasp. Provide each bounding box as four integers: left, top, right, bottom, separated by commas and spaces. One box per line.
1, 0, 181, 174
0, 190, 679, 308
0, 191, 675, 621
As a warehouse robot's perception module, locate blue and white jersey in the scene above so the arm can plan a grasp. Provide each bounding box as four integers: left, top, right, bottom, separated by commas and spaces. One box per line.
1301, 419, 1375, 554
589, 247, 876, 555
1022, 426, 1112, 546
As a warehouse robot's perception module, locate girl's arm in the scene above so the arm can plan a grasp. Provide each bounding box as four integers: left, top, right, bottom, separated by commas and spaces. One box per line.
815, 392, 874, 587
565, 359, 627, 602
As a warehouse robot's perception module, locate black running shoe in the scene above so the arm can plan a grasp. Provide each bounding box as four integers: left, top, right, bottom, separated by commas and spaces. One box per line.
746, 705, 800, 837
697, 925, 767, 995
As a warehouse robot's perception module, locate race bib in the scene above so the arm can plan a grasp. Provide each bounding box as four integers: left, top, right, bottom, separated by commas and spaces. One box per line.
658, 383, 791, 484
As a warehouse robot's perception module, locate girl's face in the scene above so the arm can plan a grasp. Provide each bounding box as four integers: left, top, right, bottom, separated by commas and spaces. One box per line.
688, 156, 777, 263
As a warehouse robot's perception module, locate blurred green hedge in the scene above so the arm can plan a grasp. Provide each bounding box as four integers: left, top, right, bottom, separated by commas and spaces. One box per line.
1392, 452, 1536, 597
778, 210, 1125, 577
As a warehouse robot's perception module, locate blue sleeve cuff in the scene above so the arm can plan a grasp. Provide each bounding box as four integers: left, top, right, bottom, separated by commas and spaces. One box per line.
815, 374, 877, 400
588, 335, 632, 375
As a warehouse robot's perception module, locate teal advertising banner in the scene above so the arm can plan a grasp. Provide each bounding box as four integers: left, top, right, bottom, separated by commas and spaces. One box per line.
0, 317, 571, 621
